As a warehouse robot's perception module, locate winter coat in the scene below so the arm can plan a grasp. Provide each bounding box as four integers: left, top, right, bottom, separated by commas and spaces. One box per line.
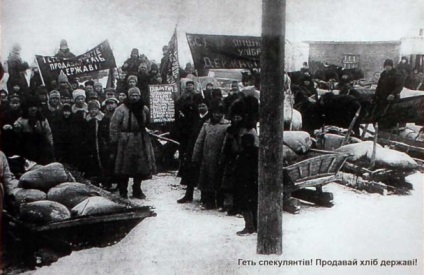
55, 49, 76, 59
192, 118, 230, 192
83, 112, 110, 178
234, 147, 258, 211
13, 117, 54, 164
1, 109, 22, 156
374, 68, 403, 110
109, 103, 156, 178
50, 113, 72, 164
178, 112, 210, 184
220, 127, 258, 191
6, 52, 29, 92
43, 105, 63, 159
122, 57, 143, 76
68, 111, 87, 169
223, 92, 245, 119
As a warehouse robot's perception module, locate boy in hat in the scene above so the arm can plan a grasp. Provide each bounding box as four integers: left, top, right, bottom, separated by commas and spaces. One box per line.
83, 100, 109, 185
102, 97, 119, 119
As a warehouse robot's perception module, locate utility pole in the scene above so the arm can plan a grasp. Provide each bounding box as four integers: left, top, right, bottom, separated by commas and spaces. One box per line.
257, 0, 286, 255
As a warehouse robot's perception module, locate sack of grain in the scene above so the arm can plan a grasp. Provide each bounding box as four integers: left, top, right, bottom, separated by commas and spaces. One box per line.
71, 196, 126, 216
317, 133, 362, 150
20, 200, 71, 224
47, 182, 97, 209
18, 163, 72, 191
335, 141, 382, 163
15, 189, 47, 204
367, 147, 418, 171
283, 131, 312, 153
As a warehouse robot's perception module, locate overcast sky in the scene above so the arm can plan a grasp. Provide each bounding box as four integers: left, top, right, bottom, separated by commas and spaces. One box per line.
1, 0, 424, 66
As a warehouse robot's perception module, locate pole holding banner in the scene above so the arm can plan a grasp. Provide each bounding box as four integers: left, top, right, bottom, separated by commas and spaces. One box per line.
34, 58, 45, 86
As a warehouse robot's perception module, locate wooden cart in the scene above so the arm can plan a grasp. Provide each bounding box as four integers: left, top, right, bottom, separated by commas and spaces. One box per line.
282, 151, 349, 213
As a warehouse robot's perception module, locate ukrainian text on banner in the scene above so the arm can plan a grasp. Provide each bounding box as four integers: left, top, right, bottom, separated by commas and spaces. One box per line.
35, 40, 116, 84
186, 33, 260, 70
149, 84, 176, 123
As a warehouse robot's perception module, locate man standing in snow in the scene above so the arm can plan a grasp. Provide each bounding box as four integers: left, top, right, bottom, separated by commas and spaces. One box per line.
373, 59, 404, 128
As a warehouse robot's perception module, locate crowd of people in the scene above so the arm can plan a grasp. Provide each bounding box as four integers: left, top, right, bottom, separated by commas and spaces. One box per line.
0, 40, 261, 236
1, 38, 423, 236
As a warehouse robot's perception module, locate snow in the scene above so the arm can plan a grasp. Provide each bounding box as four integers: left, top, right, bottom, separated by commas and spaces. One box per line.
28, 171, 423, 275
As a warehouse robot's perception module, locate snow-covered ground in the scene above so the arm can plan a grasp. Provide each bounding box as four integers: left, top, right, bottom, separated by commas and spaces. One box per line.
28, 171, 423, 275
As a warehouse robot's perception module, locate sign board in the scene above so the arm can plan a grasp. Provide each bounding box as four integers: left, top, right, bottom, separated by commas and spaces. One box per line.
149, 84, 176, 123
186, 33, 261, 70
35, 40, 116, 86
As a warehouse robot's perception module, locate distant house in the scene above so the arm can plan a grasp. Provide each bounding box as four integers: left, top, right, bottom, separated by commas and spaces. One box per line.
304, 41, 401, 80
401, 28, 424, 72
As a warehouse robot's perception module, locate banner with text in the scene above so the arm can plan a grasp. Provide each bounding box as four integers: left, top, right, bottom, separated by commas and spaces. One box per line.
149, 84, 176, 123
36, 40, 116, 85
186, 33, 261, 70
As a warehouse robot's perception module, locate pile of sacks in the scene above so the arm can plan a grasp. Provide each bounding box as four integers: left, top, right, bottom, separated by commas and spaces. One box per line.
335, 141, 418, 171
10, 162, 126, 225
283, 131, 313, 164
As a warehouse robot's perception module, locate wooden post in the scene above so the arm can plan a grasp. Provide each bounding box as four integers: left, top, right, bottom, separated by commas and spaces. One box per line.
257, 0, 286, 255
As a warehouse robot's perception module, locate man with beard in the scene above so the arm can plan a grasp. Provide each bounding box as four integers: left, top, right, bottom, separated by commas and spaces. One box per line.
109, 87, 156, 199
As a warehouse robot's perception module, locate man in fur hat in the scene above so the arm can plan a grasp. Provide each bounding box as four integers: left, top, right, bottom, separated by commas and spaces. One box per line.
55, 39, 76, 59
109, 87, 156, 199
223, 81, 245, 119
122, 48, 143, 76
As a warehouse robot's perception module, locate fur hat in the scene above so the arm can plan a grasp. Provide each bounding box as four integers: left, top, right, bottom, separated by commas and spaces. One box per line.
72, 89, 86, 101
93, 82, 102, 88
127, 75, 138, 83
88, 91, 99, 99
60, 39, 68, 50
150, 63, 159, 71
58, 71, 69, 83
12, 43, 21, 53
186, 80, 195, 86
383, 59, 394, 67
128, 87, 141, 96
131, 48, 139, 56
85, 80, 95, 87
87, 100, 101, 110
206, 82, 213, 87
49, 90, 61, 99
35, 86, 49, 95
229, 99, 246, 117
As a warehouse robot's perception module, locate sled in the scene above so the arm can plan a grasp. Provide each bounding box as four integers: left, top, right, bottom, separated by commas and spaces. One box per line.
282, 150, 349, 213
2, 181, 156, 269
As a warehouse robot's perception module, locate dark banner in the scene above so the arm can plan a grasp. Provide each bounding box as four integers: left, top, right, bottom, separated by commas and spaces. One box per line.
36, 40, 116, 85
149, 84, 176, 123
186, 33, 260, 70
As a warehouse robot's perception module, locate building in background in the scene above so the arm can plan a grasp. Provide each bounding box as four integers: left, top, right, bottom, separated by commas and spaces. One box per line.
400, 28, 424, 73
305, 41, 401, 80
